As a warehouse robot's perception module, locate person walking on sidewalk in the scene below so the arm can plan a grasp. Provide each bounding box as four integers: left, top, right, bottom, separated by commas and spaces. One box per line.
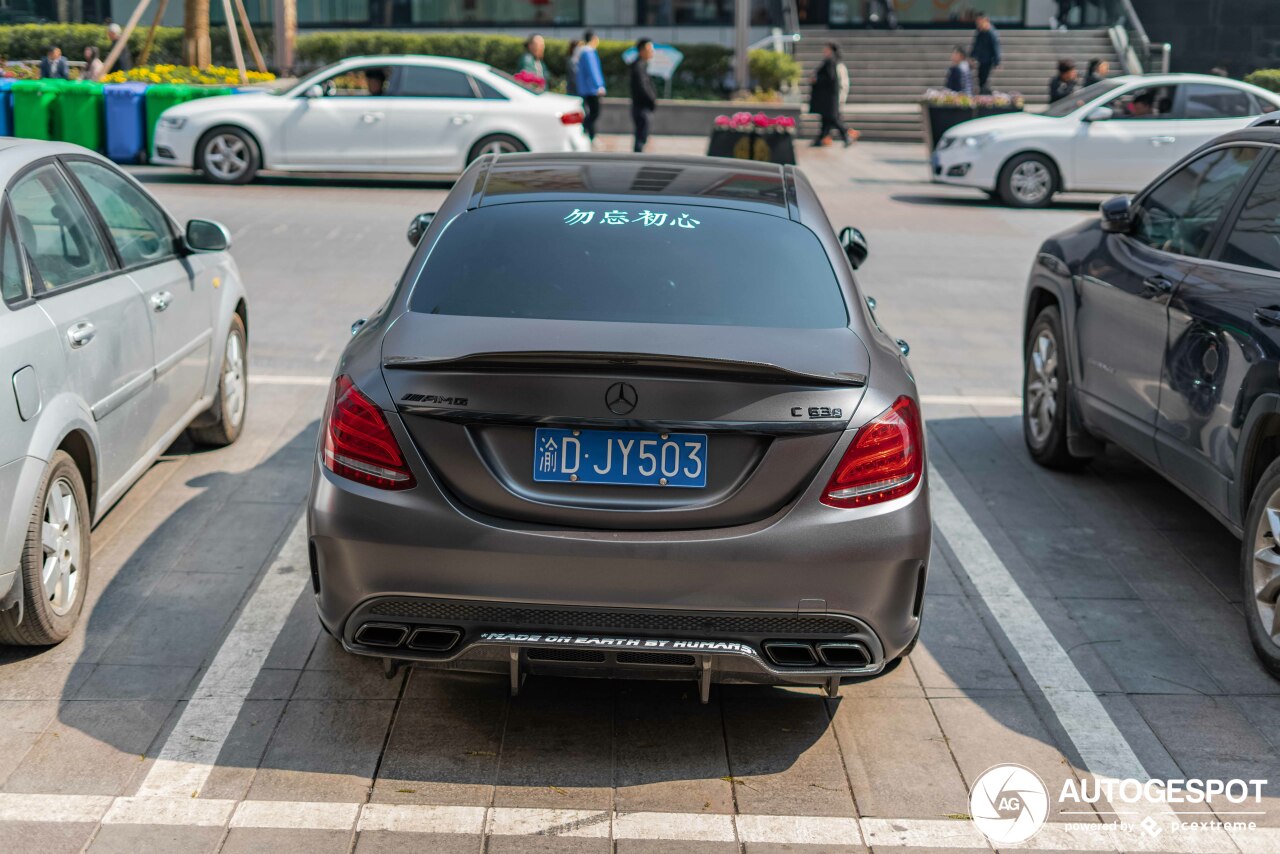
517, 33, 548, 92
945, 45, 972, 95
1049, 59, 1079, 103
565, 39, 581, 96
576, 31, 606, 143
970, 13, 1000, 94
809, 42, 850, 148
630, 38, 658, 153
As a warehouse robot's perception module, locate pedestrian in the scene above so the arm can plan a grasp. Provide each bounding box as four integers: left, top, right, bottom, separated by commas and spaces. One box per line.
1049, 59, 1079, 103
809, 42, 850, 148
106, 21, 132, 72
945, 45, 972, 95
864, 0, 898, 29
83, 45, 103, 81
517, 33, 547, 93
39, 46, 68, 80
970, 12, 1000, 94
1054, 0, 1077, 29
565, 39, 581, 96
630, 38, 658, 153
1083, 57, 1108, 87
575, 30, 606, 142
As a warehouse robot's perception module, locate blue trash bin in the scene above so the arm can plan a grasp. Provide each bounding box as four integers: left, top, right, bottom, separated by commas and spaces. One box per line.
0, 79, 14, 137
103, 83, 149, 164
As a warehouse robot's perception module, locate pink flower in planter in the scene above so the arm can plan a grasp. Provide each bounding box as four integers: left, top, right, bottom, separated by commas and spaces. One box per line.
752, 112, 771, 128
731, 111, 753, 127
714, 115, 731, 126
774, 115, 795, 128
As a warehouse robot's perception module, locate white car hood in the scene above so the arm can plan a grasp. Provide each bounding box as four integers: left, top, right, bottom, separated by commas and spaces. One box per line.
943, 111, 1058, 139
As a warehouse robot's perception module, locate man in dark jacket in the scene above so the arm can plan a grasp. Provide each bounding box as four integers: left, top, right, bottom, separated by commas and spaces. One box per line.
970, 13, 1000, 94
630, 38, 658, 153
38, 46, 68, 79
1049, 59, 1079, 103
809, 42, 850, 147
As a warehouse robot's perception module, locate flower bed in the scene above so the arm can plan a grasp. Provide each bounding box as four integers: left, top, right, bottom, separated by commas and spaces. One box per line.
708, 112, 797, 165
920, 88, 1024, 151
103, 65, 275, 86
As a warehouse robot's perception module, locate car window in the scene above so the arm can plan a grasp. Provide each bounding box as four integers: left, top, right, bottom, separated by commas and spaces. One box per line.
1133, 146, 1258, 257
67, 160, 175, 268
1183, 83, 1255, 119
409, 202, 848, 328
390, 66, 476, 98
471, 75, 507, 100
1104, 84, 1177, 120
8, 164, 112, 292
0, 210, 24, 303
1040, 79, 1122, 118
1220, 154, 1280, 272
318, 66, 390, 97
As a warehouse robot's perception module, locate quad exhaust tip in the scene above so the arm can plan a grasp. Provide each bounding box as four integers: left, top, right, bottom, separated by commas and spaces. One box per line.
407, 626, 462, 652
816, 642, 872, 668
354, 622, 461, 653
763, 640, 873, 668
354, 622, 409, 648
763, 641, 819, 667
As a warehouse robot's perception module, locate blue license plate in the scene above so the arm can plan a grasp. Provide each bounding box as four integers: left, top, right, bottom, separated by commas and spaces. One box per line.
533, 428, 708, 488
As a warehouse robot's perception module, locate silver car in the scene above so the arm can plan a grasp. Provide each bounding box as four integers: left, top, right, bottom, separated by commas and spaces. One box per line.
0, 141, 248, 645
308, 153, 931, 699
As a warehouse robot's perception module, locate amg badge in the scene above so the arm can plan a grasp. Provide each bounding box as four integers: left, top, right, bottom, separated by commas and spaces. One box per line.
402, 393, 469, 406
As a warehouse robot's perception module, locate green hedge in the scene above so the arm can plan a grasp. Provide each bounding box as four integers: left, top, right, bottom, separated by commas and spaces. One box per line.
0, 25, 800, 97
1246, 69, 1280, 93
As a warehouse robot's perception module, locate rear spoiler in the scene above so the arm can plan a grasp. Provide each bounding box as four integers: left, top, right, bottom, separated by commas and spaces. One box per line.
383, 351, 867, 388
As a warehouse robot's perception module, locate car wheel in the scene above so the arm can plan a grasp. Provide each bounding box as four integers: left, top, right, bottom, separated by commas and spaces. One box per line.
188, 313, 247, 447
1243, 460, 1280, 678
467, 133, 527, 165
0, 451, 90, 646
1023, 306, 1090, 469
198, 127, 260, 184
998, 153, 1057, 208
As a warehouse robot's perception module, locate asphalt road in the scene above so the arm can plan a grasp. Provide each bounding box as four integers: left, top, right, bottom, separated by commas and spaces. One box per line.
0, 136, 1278, 854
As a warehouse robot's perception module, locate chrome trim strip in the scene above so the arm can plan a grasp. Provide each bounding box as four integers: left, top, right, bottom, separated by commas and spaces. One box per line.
91, 370, 152, 421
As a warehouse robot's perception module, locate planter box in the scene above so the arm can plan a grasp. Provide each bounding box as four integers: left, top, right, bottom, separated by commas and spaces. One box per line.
920, 103, 1022, 151
706, 128, 796, 165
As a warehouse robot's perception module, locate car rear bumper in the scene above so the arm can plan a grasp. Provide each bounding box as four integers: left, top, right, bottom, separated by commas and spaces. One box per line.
307, 454, 932, 685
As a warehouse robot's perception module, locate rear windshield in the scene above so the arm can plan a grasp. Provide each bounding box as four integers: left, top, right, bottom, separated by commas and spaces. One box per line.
408, 202, 849, 328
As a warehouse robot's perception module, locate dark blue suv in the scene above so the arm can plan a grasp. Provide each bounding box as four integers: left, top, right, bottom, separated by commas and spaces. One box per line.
1022, 122, 1280, 677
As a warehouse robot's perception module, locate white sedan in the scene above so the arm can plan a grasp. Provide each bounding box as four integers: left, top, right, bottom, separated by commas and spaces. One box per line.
151, 55, 589, 184
932, 73, 1280, 207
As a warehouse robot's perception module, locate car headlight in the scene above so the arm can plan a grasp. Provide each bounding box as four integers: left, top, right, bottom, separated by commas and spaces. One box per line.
159, 116, 187, 130
937, 136, 956, 151
961, 132, 997, 148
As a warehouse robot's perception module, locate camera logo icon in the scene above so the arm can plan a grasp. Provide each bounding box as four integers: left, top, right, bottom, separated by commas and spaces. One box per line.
969, 763, 1050, 844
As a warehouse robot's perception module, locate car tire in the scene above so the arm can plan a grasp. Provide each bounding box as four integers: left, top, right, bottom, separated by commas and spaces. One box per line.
467, 133, 527, 165
188, 313, 247, 447
0, 451, 90, 646
1242, 459, 1280, 678
998, 152, 1057, 208
197, 126, 261, 185
1023, 305, 1090, 469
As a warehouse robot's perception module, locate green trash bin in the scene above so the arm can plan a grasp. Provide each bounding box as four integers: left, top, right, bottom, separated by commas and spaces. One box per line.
145, 85, 238, 153
12, 79, 67, 141
54, 81, 105, 151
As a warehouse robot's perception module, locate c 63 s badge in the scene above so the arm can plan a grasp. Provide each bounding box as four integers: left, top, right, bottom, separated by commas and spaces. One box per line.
792, 406, 843, 419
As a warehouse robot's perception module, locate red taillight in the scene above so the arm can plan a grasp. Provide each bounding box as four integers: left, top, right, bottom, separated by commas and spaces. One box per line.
322, 375, 415, 490
560, 111, 584, 125
821, 396, 922, 508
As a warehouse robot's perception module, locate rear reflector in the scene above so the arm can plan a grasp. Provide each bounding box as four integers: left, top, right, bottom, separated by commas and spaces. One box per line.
560, 111, 585, 125
323, 375, 416, 490
821, 396, 922, 508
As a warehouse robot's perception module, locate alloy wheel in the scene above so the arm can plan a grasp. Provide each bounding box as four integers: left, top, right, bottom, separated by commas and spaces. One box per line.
223, 328, 246, 429
205, 134, 250, 181
1010, 160, 1051, 205
479, 139, 519, 156
1251, 494, 1280, 648
40, 477, 81, 617
1025, 328, 1059, 447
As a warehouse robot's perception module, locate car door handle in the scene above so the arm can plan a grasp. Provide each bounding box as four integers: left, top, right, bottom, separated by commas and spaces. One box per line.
67, 321, 96, 348
1143, 275, 1175, 295
361, 112, 384, 124
1255, 307, 1280, 325
450, 114, 474, 125
1149, 136, 1176, 146
150, 290, 172, 312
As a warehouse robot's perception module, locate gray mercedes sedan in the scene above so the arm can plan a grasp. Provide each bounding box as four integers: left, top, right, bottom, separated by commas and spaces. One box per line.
308, 153, 929, 698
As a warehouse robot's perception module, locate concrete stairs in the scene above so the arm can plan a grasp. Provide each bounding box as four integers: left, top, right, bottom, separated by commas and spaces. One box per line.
793, 28, 1122, 143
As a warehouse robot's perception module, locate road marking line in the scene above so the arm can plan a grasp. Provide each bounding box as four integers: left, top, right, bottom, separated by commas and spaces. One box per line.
736, 814, 862, 845
612, 811, 736, 842
103, 796, 236, 827
230, 800, 360, 831
859, 816, 988, 849
487, 807, 611, 838
358, 803, 487, 834
249, 374, 330, 386
0, 793, 112, 823
929, 464, 1153, 784
136, 519, 311, 798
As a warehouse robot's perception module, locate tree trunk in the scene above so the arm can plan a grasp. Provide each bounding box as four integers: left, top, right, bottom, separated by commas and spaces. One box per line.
272, 0, 296, 76
183, 0, 212, 69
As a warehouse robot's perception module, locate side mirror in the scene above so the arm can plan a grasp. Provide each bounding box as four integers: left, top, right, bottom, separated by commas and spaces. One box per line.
185, 219, 231, 252
407, 212, 435, 246
1084, 106, 1113, 122
304, 84, 324, 99
1100, 195, 1133, 234
839, 226, 869, 270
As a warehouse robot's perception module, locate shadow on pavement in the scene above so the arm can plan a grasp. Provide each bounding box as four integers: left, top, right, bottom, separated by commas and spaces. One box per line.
890, 192, 1102, 211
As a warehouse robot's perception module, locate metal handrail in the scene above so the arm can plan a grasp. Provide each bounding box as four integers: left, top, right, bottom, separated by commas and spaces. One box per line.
1110, 0, 1170, 73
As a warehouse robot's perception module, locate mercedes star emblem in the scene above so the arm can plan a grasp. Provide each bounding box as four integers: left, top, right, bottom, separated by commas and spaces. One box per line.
605, 382, 638, 415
